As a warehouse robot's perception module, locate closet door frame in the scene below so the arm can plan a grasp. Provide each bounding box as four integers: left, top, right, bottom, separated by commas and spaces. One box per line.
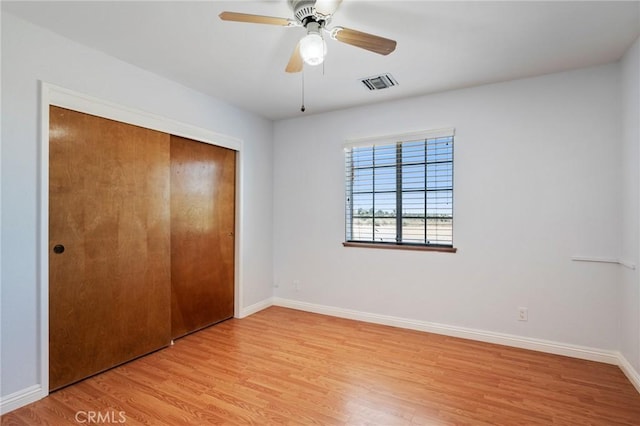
38, 81, 243, 398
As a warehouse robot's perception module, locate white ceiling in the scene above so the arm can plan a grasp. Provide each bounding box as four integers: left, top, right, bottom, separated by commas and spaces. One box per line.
3, 1, 639, 120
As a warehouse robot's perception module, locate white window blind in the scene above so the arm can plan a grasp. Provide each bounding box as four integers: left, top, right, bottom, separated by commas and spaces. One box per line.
344, 129, 454, 247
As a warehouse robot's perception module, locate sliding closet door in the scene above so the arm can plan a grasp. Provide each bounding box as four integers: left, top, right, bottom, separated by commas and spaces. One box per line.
49, 106, 171, 391
170, 135, 236, 339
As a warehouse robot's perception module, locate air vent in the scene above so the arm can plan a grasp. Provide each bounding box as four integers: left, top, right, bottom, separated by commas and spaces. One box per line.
360, 73, 398, 91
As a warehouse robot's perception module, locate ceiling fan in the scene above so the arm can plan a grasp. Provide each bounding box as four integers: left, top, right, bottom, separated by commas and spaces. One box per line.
219, 0, 397, 73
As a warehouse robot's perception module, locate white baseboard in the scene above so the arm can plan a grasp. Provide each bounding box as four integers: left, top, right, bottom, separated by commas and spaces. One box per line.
617, 353, 640, 394
238, 297, 274, 319
0, 385, 46, 415
272, 297, 621, 365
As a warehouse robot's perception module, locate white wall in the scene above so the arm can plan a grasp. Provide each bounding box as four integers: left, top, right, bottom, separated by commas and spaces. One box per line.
620, 36, 640, 374
273, 63, 623, 351
1, 13, 273, 400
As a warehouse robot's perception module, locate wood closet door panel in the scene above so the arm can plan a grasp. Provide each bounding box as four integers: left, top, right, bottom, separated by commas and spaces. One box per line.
49, 106, 171, 391
170, 135, 236, 339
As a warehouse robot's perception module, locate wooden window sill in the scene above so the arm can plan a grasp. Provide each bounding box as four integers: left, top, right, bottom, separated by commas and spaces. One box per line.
342, 242, 457, 253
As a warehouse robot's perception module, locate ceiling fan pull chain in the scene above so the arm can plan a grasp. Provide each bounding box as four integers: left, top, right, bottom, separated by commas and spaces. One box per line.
301, 70, 306, 112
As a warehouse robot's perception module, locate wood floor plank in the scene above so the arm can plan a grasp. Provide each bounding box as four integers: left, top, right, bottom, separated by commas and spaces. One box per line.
2, 306, 640, 425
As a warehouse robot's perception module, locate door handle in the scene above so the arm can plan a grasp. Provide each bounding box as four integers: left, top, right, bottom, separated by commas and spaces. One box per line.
53, 244, 65, 254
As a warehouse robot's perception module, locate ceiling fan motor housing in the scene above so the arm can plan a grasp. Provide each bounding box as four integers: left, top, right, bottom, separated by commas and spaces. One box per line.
288, 0, 329, 26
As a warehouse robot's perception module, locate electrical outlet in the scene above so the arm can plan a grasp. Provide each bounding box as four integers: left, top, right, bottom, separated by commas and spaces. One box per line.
518, 307, 528, 321
293, 280, 301, 291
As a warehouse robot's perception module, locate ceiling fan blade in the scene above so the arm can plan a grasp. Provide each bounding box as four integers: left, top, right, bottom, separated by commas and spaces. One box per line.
314, 0, 343, 17
331, 26, 397, 55
285, 42, 303, 73
219, 11, 296, 26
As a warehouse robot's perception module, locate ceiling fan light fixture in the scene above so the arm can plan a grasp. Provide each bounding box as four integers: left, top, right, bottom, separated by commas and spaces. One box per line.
220, 1, 398, 76
299, 23, 327, 66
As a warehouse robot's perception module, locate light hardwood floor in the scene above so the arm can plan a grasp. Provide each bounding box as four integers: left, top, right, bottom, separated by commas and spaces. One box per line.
2, 306, 640, 425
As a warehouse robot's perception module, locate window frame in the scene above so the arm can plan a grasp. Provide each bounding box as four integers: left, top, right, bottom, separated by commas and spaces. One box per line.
343, 128, 457, 253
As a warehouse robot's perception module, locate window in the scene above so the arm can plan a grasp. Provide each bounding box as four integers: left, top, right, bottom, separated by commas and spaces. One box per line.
344, 129, 455, 251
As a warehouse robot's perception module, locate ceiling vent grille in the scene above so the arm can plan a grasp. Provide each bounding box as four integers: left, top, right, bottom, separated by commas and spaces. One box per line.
360, 73, 398, 91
